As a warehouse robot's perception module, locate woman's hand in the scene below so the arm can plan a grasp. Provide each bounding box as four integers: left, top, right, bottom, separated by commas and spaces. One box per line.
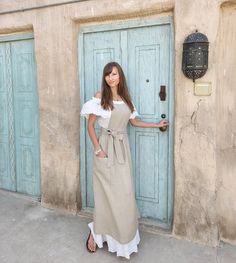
129, 117, 169, 128
156, 119, 169, 128
96, 150, 107, 158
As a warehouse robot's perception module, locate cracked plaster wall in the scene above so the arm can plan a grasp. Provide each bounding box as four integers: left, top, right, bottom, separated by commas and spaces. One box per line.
174, 0, 236, 246
216, 4, 236, 245
173, 0, 219, 246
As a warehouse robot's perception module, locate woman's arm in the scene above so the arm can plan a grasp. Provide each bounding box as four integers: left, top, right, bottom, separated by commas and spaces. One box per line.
88, 114, 107, 157
129, 118, 169, 128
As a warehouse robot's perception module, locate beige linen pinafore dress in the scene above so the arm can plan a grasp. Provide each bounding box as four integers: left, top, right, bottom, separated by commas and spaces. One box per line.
93, 102, 139, 244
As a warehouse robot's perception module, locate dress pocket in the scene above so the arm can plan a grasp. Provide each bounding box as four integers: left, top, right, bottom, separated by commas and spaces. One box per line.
93, 155, 109, 171
93, 155, 110, 184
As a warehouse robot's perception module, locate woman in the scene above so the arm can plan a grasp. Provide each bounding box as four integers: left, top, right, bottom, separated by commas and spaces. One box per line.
80, 62, 168, 259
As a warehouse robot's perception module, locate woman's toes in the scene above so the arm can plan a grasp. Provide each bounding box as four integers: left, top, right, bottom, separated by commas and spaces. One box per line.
89, 235, 96, 251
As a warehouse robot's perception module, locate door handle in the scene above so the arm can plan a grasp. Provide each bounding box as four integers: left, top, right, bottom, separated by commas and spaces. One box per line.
159, 85, 166, 101
159, 114, 168, 132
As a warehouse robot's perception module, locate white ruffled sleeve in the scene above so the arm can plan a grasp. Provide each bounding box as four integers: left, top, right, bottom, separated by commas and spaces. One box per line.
80, 97, 110, 119
129, 104, 139, 119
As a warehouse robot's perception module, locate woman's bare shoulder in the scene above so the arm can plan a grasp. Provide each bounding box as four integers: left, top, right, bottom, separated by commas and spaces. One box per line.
94, 91, 101, 99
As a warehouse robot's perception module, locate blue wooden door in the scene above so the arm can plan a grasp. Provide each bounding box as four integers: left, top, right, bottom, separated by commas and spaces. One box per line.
127, 25, 171, 226
0, 43, 15, 191
82, 31, 121, 208
0, 36, 40, 197
80, 18, 174, 227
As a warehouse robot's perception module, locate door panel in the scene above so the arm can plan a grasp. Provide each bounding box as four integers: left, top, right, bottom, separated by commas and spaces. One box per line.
128, 25, 170, 223
11, 39, 40, 197
0, 43, 15, 191
80, 21, 173, 226
0, 37, 40, 197
83, 31, 121, 207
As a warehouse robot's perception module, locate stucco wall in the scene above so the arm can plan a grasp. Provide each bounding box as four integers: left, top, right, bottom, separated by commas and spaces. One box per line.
216, 3, 236, 246
173, 0, 236, 246
0, 0, 235, 246
173, 0, 219, 246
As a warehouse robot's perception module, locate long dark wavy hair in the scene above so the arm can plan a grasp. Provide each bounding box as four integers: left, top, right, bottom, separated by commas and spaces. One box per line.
101, 62, 134, 112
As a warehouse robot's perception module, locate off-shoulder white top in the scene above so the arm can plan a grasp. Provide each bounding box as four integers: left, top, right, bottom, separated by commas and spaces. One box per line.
80, 97, 138, 128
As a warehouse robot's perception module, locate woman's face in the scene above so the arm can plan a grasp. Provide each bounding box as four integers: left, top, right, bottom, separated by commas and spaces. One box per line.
105, 66, 120, 88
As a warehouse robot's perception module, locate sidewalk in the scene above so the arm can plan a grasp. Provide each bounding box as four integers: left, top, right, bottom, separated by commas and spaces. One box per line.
0, 189, 235, 263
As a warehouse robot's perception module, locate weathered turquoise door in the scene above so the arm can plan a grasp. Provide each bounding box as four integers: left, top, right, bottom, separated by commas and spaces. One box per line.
127, 25, 172, 225
79, 17, 174, 228
0, 34, 40, 197
81, 31, 121, 208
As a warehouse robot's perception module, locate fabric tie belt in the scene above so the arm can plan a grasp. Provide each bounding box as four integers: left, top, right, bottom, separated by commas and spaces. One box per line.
101, 128, 127, 167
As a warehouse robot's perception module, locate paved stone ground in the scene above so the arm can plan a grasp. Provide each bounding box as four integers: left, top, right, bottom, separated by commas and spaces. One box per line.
0, 189, 236, 263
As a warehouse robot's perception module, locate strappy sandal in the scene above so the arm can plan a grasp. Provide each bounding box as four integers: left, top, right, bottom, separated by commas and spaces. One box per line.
86, 231, 97, 253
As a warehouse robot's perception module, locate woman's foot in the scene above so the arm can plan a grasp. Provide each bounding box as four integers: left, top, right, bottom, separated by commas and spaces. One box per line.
86, 231, 97, 253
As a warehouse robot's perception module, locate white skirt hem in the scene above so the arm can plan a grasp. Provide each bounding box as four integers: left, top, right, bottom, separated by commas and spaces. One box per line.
88, 222, 140, 259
